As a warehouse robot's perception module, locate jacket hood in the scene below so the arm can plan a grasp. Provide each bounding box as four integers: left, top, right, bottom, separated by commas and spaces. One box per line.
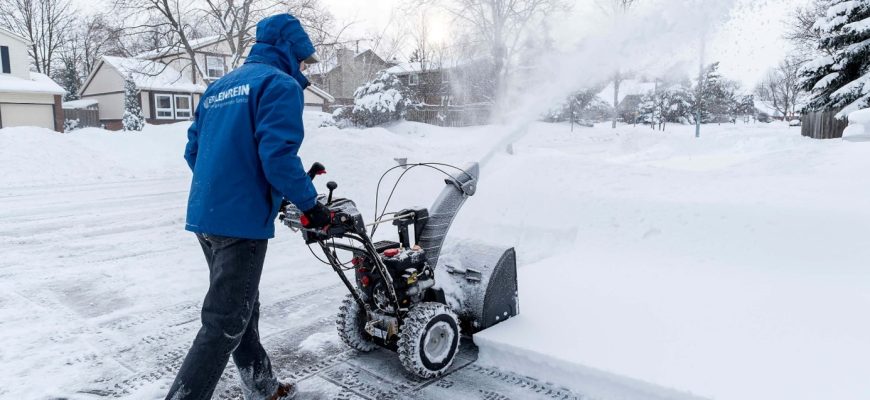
245, 14, 315, 88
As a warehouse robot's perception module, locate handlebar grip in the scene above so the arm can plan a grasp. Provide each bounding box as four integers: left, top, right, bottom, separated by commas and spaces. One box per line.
307, 162, 326, 180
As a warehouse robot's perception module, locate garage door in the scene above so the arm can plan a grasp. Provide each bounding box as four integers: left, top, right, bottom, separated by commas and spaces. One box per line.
0, 103, 54, 130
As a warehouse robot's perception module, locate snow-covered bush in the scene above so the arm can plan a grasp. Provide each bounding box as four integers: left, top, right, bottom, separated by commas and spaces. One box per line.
542, 89, 611, 125
638, 86, 695, 128
64, 119, 81, 132
337, 71, 411, 127
843, 108, 870, 141
122, 74, 145, 132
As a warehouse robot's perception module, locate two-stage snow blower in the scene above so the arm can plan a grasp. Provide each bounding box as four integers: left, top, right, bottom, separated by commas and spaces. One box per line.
279, 161, 518, 378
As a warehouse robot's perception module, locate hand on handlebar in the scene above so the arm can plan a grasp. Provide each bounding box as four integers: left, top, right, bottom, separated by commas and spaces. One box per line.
301, 202, 332, 230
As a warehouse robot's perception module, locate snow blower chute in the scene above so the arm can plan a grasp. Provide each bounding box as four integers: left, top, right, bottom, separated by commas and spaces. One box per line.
280, 161, 518, 378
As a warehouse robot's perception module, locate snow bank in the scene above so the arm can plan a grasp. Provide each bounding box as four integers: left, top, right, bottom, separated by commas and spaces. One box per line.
843, 108, 870, 141
0, 123, 190, 188
470, 122, 870, 400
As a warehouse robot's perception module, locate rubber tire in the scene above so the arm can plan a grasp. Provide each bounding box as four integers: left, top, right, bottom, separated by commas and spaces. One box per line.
397, 302, 460, 378
336, 294, 377, 352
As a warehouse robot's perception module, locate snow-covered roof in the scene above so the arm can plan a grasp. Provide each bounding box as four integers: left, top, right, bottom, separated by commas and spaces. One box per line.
135, 35, 224, 59
62, 99, 99, 109
311, 48, 394, 77
385, 62, 439, 75
101, 56, 206, 93
0, 71, 65, 95
308, 84, 335, 103
0, 27, 29, 44
597, 79, 658, 105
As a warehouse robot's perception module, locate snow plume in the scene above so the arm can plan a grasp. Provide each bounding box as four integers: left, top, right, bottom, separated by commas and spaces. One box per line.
479, 0, 757, 167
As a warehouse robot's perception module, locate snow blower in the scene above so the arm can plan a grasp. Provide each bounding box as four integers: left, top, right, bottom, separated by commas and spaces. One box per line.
279, 161, 518, 378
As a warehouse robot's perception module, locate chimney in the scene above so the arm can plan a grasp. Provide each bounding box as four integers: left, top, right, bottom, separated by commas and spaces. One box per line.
337, 48, 354, 66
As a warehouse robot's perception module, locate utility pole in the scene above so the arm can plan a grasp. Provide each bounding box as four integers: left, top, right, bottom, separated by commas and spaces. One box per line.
570, 99, 575, 132
695, 10, 708, 139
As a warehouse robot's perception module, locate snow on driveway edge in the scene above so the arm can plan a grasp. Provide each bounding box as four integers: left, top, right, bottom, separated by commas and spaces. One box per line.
474, 332, 709, 400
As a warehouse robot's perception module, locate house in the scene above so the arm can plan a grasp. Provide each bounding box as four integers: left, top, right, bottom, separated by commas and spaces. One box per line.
386, 60, 492, 106
386, 62, 449, 105
79, 35, 334, 129
597, 79, 658, 122
309, 47, 396, 104
79, 56, 206, 130
0, 28, 66, 132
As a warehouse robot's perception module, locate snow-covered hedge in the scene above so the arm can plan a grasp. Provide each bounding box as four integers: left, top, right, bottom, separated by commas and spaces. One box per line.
335, 71, 411, 127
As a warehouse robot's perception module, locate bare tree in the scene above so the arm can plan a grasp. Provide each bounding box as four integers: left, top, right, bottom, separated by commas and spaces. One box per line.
785, 0, 827, 57
432, 0, 566, 109
0, 0, 75, 76
202, 0, 340, 69
114, 0, 342, 84
596, 0, 639, 15
596, 0, 640, 128
113, 0, 210, 81
755, 57, 807, 120
77, 14, 126, 75
202, 0, 263, 69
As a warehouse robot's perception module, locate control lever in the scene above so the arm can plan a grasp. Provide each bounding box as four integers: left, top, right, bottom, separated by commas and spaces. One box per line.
326, 181, 337, 204
307, 162, 326, 180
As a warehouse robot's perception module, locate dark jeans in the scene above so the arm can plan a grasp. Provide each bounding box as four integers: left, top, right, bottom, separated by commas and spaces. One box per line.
166, 233, 278, 400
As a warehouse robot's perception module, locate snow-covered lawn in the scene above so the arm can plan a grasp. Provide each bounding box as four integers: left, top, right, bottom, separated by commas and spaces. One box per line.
1, 117, 868, 400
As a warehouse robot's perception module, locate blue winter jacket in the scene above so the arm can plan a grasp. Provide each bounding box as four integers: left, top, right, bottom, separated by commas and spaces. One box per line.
184, 14, 319, 239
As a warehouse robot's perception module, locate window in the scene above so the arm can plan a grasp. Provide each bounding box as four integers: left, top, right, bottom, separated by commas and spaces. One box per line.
174, 95, 192, 119
1, 46, 10, 74
409, 73, 419, 86
206, 56, 225, 79
442, 72, 449, 84
155, 94, 174, 119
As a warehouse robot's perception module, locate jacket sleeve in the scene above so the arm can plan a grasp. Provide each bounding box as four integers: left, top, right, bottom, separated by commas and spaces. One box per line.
184, 105, 200, 171
254, 78, 319, 212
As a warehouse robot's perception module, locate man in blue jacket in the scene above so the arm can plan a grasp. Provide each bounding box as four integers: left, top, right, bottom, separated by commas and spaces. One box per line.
167, 14, 331, 400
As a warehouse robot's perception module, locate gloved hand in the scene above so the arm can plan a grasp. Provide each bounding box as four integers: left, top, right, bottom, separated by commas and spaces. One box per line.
301, 202, 331, 229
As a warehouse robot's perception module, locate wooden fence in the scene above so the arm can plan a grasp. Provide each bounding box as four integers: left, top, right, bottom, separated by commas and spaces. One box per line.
802, 109, 849, 139
405, 106, 491, 127
64, 108, 101, 129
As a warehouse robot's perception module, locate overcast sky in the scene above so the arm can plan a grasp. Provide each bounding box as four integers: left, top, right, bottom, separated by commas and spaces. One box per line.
73, 0, 809, 88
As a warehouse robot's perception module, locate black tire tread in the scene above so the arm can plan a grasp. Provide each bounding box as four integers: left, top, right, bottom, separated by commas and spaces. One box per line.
336, 294, 377, 352
397, 302, 460, 378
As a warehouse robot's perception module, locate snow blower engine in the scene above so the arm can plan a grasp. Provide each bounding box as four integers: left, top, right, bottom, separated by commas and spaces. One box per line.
279, 161, 518, 378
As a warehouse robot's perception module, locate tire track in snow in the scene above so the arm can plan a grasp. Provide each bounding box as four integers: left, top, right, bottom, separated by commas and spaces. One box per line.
75, 283, 345, 398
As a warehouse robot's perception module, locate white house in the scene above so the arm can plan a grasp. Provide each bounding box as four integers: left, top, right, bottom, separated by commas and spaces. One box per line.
80, 35, 334, 129
0, 28, 66, 132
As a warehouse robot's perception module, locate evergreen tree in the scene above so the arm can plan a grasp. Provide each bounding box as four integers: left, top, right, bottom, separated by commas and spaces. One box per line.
122, 74, 145, 131
56, 60, 81, 102
801, 0, 870, 117
735, 95, 758, 119
695, 63, 738, 123
638, 92, 662, 127
337, 71, 411, 127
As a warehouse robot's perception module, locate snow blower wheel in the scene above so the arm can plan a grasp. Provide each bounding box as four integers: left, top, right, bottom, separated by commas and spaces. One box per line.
280, 162, 519, 380
398, 302, 460, 378
336, 293, 377, 352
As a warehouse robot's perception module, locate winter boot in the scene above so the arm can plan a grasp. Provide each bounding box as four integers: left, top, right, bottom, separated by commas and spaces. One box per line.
268, 382, 298, 400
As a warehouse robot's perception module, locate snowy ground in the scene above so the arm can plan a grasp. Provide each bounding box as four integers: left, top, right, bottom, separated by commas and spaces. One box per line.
1, 117, 868, 400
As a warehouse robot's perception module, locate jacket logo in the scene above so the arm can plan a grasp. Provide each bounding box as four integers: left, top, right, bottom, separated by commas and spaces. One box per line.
202, 84, 250, 109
